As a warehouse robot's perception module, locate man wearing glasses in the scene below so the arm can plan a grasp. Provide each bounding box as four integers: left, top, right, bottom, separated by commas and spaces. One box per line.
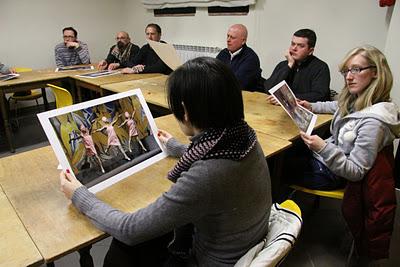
264, 29, 331, 103
55, 27, 90, 67
97, 31, 139, 71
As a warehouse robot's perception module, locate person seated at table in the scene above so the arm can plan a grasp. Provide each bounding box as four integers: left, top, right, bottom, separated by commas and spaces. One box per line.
264, 29, 330, 103
122, 23, 172, 75
60, 57, 271, 266
55, 27, 91, 67
216, 24, 264, 92
295, 45, 399, 265
97, 31, 140, 71
0, 62, 15, 74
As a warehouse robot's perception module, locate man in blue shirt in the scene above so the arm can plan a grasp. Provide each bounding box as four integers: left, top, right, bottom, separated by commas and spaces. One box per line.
216, 24, 263, 92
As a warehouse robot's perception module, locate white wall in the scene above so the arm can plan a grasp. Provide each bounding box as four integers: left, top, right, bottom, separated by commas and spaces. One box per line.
0, 0, 396, 94
385, 4, 400, 105
0, 0, 124, 69
122, 0, 391, 92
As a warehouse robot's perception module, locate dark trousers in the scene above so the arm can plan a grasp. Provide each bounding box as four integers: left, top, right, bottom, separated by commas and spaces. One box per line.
103, 232, 189, 267
285, 147, 345, 190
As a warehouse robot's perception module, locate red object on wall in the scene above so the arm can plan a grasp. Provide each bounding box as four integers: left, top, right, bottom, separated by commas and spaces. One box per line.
379, 0, 396, 7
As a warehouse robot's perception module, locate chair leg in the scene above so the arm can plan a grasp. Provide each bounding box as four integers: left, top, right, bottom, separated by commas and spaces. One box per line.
35, 99, 40, 112
312, 196, 321, 209
287, 189, 297, 200
345, 239, 355, 267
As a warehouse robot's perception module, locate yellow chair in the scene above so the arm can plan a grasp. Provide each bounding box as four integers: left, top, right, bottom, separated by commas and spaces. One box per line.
8, 67, 43, 127
46, 84, 73, 108
289, 184, 344, 209
280, 199, 302, 217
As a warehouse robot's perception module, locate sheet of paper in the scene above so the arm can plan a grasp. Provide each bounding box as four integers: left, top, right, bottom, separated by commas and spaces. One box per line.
148, 40, 182, 70
55, 65, 94, 72
0, 73, 20, 82
268, 80, 317, 135
76, 70, 120, 79
37, 89, 167, 193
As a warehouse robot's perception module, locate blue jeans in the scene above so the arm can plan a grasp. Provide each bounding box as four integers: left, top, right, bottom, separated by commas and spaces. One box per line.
288, 153, 345, 190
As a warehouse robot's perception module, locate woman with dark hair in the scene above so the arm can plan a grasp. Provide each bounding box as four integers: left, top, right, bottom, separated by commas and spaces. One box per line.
60, 57, 271, 266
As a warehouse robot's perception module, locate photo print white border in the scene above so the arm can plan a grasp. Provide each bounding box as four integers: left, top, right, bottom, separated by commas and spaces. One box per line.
269, 80, 317, 135
38, 89, 167, 193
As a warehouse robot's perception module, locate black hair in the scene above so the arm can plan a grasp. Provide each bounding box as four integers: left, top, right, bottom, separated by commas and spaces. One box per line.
293, 28, 316, 48
146, 23, 162, 34
62, 27, 78, 38
167, 57, 244, 130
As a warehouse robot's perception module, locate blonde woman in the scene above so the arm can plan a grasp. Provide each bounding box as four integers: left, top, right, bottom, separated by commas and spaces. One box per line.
298, 45, 399, 263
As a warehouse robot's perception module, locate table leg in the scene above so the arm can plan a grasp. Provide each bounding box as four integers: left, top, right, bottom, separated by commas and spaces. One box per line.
0, 92, 14, 152
77, 84, 83, 103
41, 88, 49, 111
268, 152, 285, 202
78, 245, 94, 267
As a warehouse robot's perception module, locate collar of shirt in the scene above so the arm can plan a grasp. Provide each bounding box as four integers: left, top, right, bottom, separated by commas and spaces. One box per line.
229, 47, 243, 60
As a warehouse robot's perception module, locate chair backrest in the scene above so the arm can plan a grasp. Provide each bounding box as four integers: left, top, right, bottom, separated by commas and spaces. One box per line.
46, 84, 73, 108
14, 67, 33, 73
394, 142, 400, 189
235, 201, 302, 267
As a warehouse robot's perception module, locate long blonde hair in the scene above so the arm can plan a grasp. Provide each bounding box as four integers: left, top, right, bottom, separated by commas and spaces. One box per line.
337, 45, 393, 117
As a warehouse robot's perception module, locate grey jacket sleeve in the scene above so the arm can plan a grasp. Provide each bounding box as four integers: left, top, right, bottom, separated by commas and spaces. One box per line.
317, 119, 387, 181
165, 138, 188, 158
311, 101, 338, 114
76, 42, 90, 64
71, 160, 212, 245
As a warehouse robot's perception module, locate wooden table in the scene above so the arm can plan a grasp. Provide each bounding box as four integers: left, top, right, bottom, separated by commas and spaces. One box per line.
0, 146, 174, 263
74, 72, 162, 102
0, 186, 43, 267
0, 66, 97, 152
103, 77, 332, 142
155, 114, 292, 158
0, 69, 68, 152
102, 75, 169, 108
243, 91, 333, 141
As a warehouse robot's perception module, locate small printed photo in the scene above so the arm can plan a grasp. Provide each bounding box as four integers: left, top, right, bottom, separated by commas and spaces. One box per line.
55, 65, 94, 72
76, 70, 119, 79
269, 81, 317, 135
38, 89, 166, 193
0, 73, 20, 82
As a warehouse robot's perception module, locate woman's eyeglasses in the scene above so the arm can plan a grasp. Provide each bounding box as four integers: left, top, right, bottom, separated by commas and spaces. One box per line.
340, 66, 376, 77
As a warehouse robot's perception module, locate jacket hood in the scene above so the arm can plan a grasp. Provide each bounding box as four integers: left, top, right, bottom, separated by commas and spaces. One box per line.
351, 102, 400, 137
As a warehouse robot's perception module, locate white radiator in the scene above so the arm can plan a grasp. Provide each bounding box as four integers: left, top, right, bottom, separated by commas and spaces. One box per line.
173, 44, 222, 63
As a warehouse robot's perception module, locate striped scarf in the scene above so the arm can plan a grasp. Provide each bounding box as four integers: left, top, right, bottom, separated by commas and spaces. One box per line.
111, 42, 133, 64
167, 120, 257, 182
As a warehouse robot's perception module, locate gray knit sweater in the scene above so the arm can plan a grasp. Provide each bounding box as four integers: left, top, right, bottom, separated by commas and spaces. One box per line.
72, 137, 271, 266
55, 41, 90, 67
0, 62, 11, 74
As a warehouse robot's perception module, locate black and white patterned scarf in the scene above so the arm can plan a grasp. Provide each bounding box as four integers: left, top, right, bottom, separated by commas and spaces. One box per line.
167, 120, 257, 182
111, 42, 133, 64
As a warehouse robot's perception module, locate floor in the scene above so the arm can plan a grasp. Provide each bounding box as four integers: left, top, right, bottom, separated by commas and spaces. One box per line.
1, 106, 399, 267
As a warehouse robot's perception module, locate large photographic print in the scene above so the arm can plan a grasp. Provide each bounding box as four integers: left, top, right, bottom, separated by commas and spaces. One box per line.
38, 89, 166, 193
268, 81, 317, 135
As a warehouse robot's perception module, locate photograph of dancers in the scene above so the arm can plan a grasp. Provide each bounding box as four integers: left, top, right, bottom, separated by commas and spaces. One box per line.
39, 90, 165, 191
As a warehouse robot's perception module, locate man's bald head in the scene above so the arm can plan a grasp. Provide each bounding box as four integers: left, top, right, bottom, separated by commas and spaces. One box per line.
226, 24, 248, 53
116, 31, 131, 47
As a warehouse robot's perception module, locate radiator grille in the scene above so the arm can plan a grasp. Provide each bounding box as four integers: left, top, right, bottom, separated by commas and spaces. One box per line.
173, 44, 222, 63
